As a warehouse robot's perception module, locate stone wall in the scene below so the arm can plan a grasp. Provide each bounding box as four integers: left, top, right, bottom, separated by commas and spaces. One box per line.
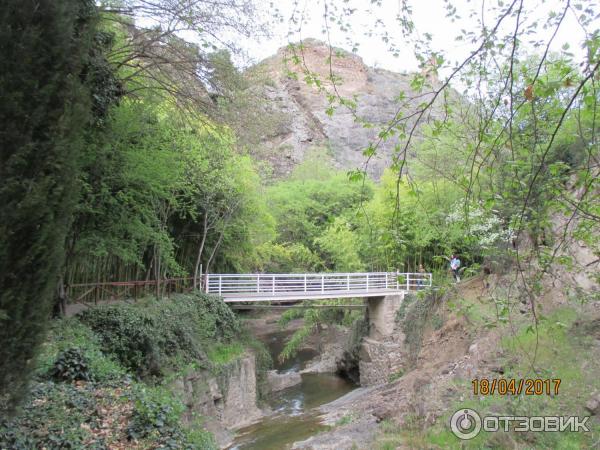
170, 353, 263, 448
359, 294, 408, 385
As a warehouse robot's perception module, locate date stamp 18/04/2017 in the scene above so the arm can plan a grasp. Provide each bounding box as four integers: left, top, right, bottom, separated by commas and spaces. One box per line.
472, 378, 561, 396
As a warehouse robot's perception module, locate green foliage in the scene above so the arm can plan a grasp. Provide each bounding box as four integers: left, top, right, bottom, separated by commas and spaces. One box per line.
81, 305, 170, 377
0, 292, 251, 450
72, 100, 190, 273
256, 242, 323, 272
200, 151, 276, 273
207, 342, 245, 366
0, 378, 217, 450
128, 385, 218, 450
388, 369, 404, 382
314, 218, 364, 271
400, 307, 600, 450
127, 384, 183, 440
0, 381, 106, 449
278, 322, 314, 363
335, 413, 356, 426
278, 301, 364, 362
50, 348, 93, 382
356, 170, 468, 272
69, 96, 275, 283
431, 314, 444, 331
36, 318, 125, 382
266, 153, 372, 269
79, 293, 241, 377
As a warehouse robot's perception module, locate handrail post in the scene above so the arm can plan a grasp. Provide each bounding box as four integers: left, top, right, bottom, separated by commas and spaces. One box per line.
321, 274, 324, 293
205, 274, 210, 293
396, 272, 399, 290
385, 273, 388, 289
272, 275, 275, 294
366, 273, 369, 292
257, 274, 260, 293
304, 274, 307, 292
429, 273, 432, 287
218, 276, 222, 295
347, 274, 350, 291
406, 273, 410, 291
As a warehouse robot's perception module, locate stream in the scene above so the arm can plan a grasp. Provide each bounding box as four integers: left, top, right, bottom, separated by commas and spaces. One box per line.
230, 329, 357, 449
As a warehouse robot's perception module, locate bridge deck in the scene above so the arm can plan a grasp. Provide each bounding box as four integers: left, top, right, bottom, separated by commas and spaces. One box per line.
221, 288, 403, 302
206, 272, 432, 302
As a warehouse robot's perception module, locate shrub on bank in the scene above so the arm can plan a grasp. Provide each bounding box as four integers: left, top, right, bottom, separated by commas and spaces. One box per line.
79, 292, 241, 377
50, 347, 93, 382
36, 317, 126, 382
1, 293, 241, 450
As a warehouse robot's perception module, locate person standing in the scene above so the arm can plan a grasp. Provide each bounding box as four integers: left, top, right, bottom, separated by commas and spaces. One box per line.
450, 255, 461, 282
417, 263, 426, 289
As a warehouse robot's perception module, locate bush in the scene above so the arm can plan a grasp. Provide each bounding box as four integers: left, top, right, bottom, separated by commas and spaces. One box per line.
50, 348, 92, 382
79, 293, 241, 377
36, 318, 125, 382
79, 305, 168, 377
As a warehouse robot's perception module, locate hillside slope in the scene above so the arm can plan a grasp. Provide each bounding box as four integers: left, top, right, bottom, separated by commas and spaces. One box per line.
292, 241, 600, 449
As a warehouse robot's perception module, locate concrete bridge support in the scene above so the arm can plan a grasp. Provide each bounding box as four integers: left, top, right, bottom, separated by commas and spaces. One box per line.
359, 293, 408, 385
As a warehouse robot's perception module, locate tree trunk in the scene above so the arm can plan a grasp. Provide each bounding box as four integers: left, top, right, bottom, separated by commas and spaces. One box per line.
154, 246, 161, 299
52, 276, 67, 318
193, 214, 209, 289
205, 230, 225, 275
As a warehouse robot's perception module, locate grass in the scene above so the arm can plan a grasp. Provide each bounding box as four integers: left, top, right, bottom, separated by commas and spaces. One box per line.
388, 369, 404, 383
207, 342, 245, 366
335, 413, 356, 426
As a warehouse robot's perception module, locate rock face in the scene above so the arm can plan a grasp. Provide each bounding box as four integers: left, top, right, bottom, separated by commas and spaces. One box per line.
255, 39, 443, 179
171, 353, 263, 448
301, 325, 352, 374
266, 370, 302, 392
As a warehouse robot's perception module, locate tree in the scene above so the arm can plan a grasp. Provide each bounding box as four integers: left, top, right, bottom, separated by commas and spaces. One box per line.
98, 0, 271, 117
0, 0, 100, 411
267, 152, 372, 254
315, 218, 364, 271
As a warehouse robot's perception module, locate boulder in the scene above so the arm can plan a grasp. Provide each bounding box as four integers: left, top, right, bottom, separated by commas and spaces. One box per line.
585, 392, 600, 415
267, 370, 302, 392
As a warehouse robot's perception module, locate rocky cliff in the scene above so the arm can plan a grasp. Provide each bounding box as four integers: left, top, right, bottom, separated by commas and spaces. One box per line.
253, 39, 443, 179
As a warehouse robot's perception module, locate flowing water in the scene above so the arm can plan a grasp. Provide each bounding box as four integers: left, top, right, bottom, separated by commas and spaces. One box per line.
230, 329, 357, 449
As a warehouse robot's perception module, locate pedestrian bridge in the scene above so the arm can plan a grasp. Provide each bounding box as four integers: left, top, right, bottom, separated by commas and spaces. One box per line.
205, 272, 431, 302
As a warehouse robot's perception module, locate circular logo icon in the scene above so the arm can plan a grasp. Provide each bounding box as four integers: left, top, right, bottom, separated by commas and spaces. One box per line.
450, 408, 482, 440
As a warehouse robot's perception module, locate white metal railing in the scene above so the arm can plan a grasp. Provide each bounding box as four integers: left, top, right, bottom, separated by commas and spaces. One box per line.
204, 272, 432, 297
